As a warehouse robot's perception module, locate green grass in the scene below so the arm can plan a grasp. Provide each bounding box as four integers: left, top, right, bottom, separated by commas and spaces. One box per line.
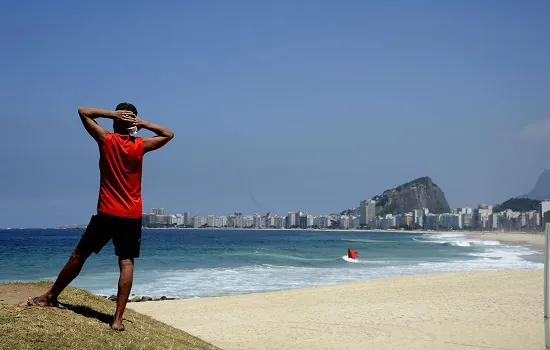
0, 282, 221, 350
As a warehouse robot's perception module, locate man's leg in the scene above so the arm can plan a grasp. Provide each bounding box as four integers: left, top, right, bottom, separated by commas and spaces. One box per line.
28, 214, 108, 307
29, 247, 91, 306
111, 257, 134, 331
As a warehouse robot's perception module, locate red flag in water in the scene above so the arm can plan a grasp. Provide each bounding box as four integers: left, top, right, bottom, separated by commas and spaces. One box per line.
348, 248, 358, 259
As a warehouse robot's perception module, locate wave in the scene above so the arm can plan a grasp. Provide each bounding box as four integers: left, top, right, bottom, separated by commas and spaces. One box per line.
225, 251, 340, 262
423, 233, 467, 239
413, 237, 500, 247
342, 256, 361, 263
87, 254, 543, 299
340, 256, 397, 265
341, 238, 394, 243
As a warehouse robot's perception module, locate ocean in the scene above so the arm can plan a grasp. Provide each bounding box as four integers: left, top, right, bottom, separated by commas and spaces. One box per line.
0, 229, 543, 299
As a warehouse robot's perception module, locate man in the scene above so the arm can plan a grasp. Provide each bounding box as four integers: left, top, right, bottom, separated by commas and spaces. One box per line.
28, 102, 174, 332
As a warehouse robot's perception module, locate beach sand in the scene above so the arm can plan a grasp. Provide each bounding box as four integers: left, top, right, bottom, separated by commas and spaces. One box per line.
129, 270, 543, 350
469, 232, 545, 247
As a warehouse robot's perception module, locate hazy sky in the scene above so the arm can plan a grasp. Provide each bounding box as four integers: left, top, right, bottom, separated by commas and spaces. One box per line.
1, 0, 549, 228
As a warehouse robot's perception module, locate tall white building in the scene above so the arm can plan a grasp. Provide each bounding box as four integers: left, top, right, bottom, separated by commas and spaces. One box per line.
339, 216, 350, 229
193, 216, 206, 228
286, 212, 298, 228
315, 216, 330, 229
152, 208, 165, 216
206, 215, 216, 227
360, 200, 376, 226
275, 216, 286, 229
183, 212, 191, 226
413, 209, 426, 227
455, 208, 473, 215
307, 215, 314, 228
474, 205, 493, 230
235, 216, 245, 228
244, 216, 254, 228
541, 200, 550, 225
253, 214, 262, 228
175, 214, 184, 226
424, 214, 440, 230
489, 213, 502, 231
439, 213, 462, 229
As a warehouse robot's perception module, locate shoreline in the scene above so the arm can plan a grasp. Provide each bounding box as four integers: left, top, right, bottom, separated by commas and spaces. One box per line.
129, 269, 544, 350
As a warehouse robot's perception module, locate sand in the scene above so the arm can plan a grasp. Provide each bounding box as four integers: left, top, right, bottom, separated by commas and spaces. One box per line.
469, 232, 545, 247
129, 270, 544, 350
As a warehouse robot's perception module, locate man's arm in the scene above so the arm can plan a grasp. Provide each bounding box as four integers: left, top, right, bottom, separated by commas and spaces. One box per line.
78, 107, 135, 144
135, 118, 175, 153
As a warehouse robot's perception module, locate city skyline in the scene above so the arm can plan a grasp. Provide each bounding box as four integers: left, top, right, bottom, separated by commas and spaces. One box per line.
137, 198, 545, 232
1, 1, 549, 228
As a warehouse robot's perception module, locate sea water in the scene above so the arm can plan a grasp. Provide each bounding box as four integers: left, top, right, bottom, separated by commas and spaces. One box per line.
0, 229, 543, 299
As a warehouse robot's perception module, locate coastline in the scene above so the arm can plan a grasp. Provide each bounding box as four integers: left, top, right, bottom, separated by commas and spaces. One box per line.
129, 269, 543, 350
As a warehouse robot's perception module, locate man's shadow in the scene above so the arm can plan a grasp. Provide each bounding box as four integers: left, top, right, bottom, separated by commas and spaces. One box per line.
59, 303, 132, 326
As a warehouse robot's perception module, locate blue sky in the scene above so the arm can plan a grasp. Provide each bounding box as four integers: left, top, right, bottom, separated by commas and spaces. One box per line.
1, 0, 549, 227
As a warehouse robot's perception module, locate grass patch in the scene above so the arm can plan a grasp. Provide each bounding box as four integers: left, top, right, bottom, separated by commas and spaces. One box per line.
0, 282, 220, 350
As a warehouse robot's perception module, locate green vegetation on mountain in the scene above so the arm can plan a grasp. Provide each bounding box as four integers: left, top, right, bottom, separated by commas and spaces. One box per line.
493, 198, 540, 213
393, 176, 434, 192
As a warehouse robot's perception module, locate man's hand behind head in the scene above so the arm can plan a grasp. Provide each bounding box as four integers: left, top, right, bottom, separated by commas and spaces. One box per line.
112, 110, 136, 126
132, 117, 148, 131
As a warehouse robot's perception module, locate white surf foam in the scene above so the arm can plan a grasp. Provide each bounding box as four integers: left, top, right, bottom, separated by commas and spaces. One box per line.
342, 256, 360, 263
71, 231, 544, 299
89, 253, 541, 298
414, 234, 500, 247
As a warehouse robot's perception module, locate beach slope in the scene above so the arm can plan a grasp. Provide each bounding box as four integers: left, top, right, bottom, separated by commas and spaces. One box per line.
0, 282, 219, 350
130, 270, 543, 350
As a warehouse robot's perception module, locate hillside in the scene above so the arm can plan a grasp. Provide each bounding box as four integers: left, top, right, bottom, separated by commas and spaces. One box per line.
493, 198, 541, 213
520, 169, 550, 200
0, 282, 219, 350
342, 176, 451, 216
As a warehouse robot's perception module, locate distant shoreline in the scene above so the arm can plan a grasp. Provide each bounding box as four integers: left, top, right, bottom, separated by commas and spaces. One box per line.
139, 227, 541, 235
5, 226, 541, 236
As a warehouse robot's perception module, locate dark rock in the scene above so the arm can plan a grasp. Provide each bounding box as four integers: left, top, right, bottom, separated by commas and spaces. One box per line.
160, 296, 168, 301
108, 295, 117, 302
131, 296, 142, 302
141, 296, 153, 302
343, 176, 451, 216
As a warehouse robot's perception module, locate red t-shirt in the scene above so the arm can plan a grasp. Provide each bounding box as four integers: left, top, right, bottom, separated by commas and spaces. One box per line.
97, 133, 144, 218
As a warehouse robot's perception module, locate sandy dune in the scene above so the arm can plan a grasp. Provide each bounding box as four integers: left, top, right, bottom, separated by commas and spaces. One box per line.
129, 270, 543, 349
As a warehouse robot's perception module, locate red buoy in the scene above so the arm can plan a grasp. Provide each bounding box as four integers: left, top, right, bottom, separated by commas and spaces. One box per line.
348, 248, 358, 259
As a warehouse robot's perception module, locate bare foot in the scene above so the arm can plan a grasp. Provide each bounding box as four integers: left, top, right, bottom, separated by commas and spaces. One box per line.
111, 321, 125, 331
27, 295, 59, 307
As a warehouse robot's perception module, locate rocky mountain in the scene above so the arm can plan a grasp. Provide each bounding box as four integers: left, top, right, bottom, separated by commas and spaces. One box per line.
342, 176, 451, 216
519, 169, 550, 201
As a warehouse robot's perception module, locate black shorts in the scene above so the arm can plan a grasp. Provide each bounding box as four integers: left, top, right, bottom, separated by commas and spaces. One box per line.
76, 213, 142, 259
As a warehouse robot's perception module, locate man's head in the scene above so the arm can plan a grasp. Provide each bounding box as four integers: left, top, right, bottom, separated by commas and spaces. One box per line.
113, 102, 138, 134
